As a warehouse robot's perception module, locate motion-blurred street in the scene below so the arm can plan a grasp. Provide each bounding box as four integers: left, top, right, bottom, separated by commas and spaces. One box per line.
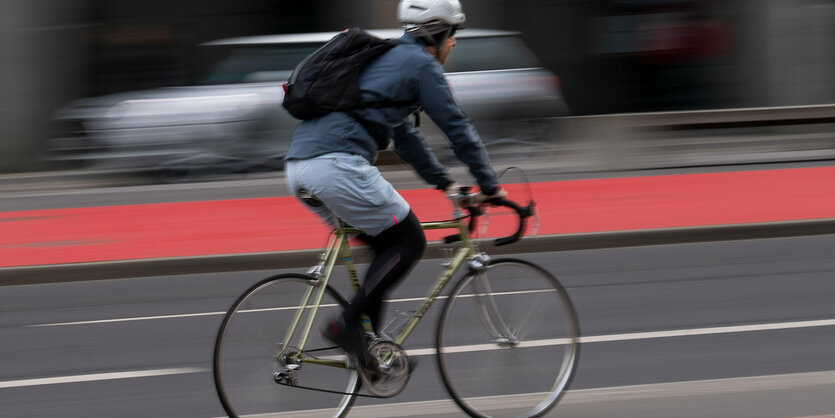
2, 0, 835, 416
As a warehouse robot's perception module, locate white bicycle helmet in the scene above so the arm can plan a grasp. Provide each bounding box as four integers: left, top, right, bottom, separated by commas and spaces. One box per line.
398, 0, 466, 27
398, 0, 466, 46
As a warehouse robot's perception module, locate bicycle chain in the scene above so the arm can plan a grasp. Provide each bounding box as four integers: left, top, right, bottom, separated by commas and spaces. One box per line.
276, 346, 385, 399
275, 379, 383, 398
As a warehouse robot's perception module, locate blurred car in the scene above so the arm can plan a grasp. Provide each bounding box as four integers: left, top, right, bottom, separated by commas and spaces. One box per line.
47, 29, 571, 178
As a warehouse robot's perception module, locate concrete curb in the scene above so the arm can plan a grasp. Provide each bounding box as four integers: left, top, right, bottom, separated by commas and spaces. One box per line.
3, 218, 834, 286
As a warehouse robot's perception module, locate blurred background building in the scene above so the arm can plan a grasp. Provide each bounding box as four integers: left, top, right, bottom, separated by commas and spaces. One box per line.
1, 0, 834, 172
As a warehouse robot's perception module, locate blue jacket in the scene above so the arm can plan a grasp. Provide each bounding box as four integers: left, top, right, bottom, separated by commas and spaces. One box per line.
285, 34, 499, 193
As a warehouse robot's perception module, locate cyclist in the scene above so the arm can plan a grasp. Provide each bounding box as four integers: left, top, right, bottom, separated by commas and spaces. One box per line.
285, 0, 505, 371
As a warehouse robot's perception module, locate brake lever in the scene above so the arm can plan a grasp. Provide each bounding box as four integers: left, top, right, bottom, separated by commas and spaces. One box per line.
443, 203, 481, 244
443, 192, 534, 246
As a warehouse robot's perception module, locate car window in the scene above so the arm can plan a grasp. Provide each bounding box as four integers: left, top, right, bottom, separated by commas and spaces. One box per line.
443, 36, 542, 73
198, 44, 320, 85
194, 35, 543, 85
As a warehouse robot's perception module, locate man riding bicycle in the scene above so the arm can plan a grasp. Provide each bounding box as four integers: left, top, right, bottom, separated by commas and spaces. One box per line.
285, 0, 505, 372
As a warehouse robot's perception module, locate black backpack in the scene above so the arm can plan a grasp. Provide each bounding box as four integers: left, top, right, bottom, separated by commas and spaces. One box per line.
282, 28, 416, 149
282, 28, 409, 119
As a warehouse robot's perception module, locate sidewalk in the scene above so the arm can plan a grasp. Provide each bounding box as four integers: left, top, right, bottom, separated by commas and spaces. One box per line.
2, 166, 835, 284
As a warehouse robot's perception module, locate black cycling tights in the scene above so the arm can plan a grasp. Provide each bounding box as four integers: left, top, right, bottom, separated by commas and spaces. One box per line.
343, 210, 426, 331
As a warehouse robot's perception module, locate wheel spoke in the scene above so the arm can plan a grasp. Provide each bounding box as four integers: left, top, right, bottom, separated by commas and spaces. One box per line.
214, 274, 358, 417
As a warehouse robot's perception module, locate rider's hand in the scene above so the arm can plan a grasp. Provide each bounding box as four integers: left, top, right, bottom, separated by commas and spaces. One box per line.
475, 186, 508, 204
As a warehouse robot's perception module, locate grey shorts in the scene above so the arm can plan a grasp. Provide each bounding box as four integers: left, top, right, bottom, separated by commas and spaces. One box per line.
286, 153, 411, 237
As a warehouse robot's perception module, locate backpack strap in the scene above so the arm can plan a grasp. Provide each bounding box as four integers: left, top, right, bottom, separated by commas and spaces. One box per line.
349, 111, 391, 150
351, 101, 420, 149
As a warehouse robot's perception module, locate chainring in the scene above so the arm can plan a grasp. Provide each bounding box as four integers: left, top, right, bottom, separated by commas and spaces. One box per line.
359, 341, 412, 398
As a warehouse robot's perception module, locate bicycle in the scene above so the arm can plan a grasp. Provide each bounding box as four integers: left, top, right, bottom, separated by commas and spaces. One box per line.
213, 185, 580, 418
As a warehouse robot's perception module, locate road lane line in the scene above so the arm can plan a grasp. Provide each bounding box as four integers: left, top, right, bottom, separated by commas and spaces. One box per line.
26, 290, 550, 327
26, 304, 345, 326
0, 367, 207, 389
27, 309, 835, 351
28, 311, 228, 326
578, 318, 835, 343
306, 318, 835, 361
408, 318, 835, 356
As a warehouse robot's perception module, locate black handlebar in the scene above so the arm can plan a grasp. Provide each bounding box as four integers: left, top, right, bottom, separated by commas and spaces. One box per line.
485, 197, 534, 246
443, 196, 534, 246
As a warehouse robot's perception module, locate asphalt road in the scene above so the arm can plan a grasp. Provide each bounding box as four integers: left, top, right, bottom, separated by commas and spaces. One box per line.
2, 235, 834, 417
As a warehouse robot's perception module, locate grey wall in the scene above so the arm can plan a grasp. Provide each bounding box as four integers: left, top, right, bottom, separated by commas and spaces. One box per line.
0, 0, 89, 171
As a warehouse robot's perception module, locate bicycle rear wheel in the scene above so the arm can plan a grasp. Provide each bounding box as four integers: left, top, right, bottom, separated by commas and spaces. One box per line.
213, 273, 360, 417
436, 258, 580, 418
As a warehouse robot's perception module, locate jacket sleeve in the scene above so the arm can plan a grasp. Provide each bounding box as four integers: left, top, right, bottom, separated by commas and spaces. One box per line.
391, 119, 452, 189
414, 59, 499, 194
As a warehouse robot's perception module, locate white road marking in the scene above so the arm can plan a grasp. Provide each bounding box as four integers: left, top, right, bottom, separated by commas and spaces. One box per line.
26, 290, 548, 327
0, 367, 206, 389
26, 303, 835, 353
578, 318, 835, 344
387, 317, 831, 357
28, 311, 228, 326
412, 318, 835, 356
294, 318, 835, 361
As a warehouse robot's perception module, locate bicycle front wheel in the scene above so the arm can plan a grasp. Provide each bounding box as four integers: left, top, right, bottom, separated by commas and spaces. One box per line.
213, 273, 359, 417
436, 258, 580, 418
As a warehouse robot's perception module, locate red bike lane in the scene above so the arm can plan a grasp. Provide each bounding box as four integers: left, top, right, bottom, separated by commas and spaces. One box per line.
2, 166, 834, 268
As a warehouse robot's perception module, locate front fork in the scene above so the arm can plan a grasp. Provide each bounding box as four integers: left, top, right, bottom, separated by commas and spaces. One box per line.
467, 254, 519, 346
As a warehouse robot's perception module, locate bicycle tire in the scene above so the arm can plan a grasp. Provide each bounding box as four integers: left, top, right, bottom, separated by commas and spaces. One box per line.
213, 273, 360, 417
436, 258, 580, 418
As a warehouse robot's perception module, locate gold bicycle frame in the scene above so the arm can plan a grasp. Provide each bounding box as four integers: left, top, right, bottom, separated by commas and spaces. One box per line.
281, 216, 477, 369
